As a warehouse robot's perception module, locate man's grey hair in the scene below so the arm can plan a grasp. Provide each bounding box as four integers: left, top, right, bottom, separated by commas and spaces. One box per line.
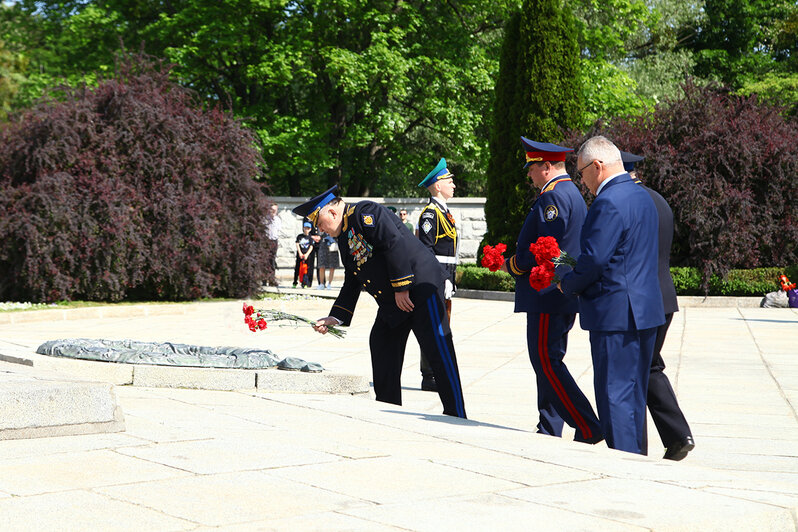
577, 136, 622, 165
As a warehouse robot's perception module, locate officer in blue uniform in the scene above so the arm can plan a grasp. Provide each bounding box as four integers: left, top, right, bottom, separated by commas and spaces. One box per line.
502, 138, 603, 444
559, 137, 665, 455
294, 185, 467, 418
622, 151, 695, 460
416, 158, 459, 392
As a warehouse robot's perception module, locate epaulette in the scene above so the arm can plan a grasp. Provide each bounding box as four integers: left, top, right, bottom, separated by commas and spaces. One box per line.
541, 177, 572, 194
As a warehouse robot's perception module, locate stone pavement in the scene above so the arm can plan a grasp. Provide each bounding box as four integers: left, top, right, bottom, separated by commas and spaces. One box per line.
0, 293, 796, 530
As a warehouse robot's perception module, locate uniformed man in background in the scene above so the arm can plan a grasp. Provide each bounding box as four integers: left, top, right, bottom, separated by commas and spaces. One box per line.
416, 158, 459, 392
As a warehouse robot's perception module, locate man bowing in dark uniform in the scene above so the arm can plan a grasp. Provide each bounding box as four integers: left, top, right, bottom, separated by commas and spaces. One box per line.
501, 138, 603, 445
622, 151, 695, 460
559, 136, 665, 455
416, 158, 459, 392
295, 185, 467, 418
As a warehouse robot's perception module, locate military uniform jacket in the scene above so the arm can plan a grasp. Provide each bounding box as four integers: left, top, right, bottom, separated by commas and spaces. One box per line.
329, 201, 445, 326
560, 173, 665, 331
505, 175, 586, 314
418, 198, 458, 283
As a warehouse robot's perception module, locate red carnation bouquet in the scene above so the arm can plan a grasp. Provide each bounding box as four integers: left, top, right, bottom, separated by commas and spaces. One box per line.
779, 274, 798, 308
481, 243, 507, 272
243, 302, 346, 338
527, 236, 577, 292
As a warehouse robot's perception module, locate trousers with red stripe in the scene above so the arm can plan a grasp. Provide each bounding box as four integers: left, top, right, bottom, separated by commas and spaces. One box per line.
526, 313, 602, 443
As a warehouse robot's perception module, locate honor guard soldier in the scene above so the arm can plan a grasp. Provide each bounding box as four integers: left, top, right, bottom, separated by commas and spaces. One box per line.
502, 138, 603, 445
622, 150, 695, 460
295, 185, 467, 418
416, 158, 459, 392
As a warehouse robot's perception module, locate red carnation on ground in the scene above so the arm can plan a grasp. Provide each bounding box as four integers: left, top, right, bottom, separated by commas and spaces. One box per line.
481, 243, 507, 272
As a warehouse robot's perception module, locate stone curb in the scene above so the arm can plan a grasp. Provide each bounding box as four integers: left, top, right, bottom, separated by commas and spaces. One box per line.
0, 372, 125, 441
1, 351, 370, 395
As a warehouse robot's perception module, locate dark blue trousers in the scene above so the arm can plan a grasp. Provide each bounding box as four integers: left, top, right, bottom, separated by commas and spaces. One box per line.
526, 313, 602, 443
590, 327, 657, 454
369, 289, 466, 418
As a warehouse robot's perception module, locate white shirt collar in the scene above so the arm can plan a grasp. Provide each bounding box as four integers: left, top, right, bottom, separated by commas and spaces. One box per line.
432, 197, 448, 211
596, 171, 626, 195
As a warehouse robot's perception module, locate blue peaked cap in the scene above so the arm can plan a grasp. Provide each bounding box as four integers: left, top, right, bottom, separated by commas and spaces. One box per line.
292, 185, 338, 226
418, 158, 454, 188
620, 150, 645, 172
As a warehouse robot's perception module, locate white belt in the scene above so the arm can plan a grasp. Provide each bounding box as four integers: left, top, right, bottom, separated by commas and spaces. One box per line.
436, 255, 458, 264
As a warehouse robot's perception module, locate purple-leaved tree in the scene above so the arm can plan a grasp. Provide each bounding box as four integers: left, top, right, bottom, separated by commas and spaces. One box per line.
0, 55, 273, 302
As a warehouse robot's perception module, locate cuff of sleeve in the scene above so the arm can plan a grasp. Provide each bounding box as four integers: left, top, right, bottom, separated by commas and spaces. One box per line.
508, 256, 526, 276
390, 275, 414, 289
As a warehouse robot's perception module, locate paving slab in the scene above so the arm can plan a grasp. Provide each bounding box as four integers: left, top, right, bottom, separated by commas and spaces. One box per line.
0, 491, 196, 531
96, 470, 371, 528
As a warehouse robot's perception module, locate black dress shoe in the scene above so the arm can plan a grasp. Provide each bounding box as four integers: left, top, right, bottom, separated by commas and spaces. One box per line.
420, 377, 437, 392
663, 436, 695, 461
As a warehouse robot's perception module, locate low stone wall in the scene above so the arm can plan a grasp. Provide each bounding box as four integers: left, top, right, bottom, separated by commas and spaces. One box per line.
269, 196, 486, 281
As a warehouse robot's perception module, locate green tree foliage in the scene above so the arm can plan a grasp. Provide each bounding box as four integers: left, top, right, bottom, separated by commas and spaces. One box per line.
571, 0, 655, 123
0, 37, 28, 120
483, 0, 582, 254
622, 0, 703, 106
2, 0, 516, 197
690, 0, 797, 88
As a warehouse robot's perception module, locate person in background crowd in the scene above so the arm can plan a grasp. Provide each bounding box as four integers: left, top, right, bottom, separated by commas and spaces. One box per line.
293, 221, 315, 288
622, 150, 695, 461
501, 138, 603, 445
316, 230, 341, 290
558, 136, 665, 455
296, 185, 467, 418
265, 203, 281, 286
399, 208, 414, 232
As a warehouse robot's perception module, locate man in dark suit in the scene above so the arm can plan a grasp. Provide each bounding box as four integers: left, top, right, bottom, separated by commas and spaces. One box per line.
558, 136, 665, 455
501, 138, 602, 445
622, 151, 695, 461
295, 185, 467, 418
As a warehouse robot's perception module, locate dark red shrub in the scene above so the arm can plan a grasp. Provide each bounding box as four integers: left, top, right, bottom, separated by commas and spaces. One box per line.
0, 56, 272, 302
564, 81, 798, 291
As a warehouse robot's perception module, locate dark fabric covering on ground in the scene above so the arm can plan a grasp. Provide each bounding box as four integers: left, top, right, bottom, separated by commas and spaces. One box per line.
37, 338, 323, 371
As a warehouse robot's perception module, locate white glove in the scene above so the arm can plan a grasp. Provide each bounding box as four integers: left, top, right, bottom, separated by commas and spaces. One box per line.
444, 279, 454, 299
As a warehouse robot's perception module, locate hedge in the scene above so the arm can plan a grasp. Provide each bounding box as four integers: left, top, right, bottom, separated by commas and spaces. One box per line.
457, 264, 798, 297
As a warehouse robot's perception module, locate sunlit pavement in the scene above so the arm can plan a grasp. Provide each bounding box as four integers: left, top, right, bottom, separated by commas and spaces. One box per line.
0, 294, 796, 531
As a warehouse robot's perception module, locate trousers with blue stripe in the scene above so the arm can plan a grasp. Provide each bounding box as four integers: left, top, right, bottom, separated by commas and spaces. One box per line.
368, 284, 466, 418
